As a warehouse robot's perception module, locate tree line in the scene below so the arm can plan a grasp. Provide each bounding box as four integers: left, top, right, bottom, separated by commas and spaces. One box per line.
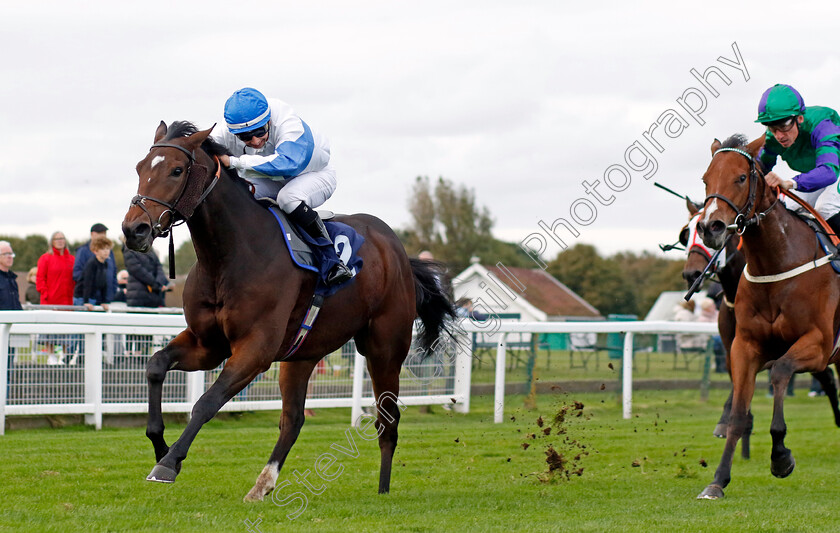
401, 176, 686, 318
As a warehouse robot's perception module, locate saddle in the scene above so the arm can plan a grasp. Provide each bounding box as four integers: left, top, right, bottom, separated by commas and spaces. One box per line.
783, 191, 840, 274
254, 197, 364, 297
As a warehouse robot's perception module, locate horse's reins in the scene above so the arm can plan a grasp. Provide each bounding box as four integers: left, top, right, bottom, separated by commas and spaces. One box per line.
130, 142, 222, 278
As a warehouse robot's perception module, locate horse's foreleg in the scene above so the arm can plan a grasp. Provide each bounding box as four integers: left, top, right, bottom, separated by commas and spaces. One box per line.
146, 348, 173, 462
244, 360, 318, 502
699, 339, 758, 499
768, 359, 796, 477
148, 350, 265, 484
768, 337, 827, 479
146, 330, 227, 465
811, 367, 840, 426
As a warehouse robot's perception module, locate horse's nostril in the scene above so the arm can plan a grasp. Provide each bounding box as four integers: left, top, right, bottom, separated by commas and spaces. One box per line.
683, 271, 701, 288
710, 220, 726, 234
134, 223, 151, 239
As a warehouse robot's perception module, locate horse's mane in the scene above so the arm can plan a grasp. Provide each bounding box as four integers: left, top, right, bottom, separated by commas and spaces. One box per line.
721, 134, 749, 149
166, 121, 252, 192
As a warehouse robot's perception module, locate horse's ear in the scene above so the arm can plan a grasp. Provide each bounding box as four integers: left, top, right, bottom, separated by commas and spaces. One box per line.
686, 196, 700, 216
185, 127, 214, 149
710, 138, 721, 156
746, 135, 765, 157
679, 225, 690, 247
154, 121, 167, 143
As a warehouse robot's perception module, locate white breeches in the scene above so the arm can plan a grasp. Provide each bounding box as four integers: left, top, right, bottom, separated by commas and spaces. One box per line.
246, 165, 337, 213
784, 182, 840, 220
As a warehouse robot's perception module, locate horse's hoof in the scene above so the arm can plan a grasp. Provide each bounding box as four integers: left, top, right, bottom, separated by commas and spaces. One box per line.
243, 487, 267, 503
697, 484, 724, 500
146, 463, 178, 483
713, 423, 727, 438
771, 454, 795, 478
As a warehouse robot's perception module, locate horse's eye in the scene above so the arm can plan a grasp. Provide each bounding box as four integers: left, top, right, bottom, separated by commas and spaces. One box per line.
172, 167, 183, 177
738, 174, 747, 183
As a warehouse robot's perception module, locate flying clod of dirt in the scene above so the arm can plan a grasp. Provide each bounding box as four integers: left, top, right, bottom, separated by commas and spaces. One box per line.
527, 399, 591, 483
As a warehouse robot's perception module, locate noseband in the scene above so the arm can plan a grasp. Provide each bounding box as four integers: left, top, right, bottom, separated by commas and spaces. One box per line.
130, 142, 221, 238
703, 147, 778, 235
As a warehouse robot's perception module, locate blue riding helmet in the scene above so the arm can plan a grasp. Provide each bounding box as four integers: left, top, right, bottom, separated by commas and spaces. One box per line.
224, 88, 271, 133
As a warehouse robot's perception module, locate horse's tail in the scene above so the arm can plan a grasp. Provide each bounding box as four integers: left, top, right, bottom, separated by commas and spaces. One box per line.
409, 258, 457, 359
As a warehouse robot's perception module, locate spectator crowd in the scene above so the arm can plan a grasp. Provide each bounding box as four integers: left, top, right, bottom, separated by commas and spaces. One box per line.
0, 222, 174, 312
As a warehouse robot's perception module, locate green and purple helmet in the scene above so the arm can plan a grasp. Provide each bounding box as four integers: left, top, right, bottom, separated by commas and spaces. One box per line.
756, 84, 805, 124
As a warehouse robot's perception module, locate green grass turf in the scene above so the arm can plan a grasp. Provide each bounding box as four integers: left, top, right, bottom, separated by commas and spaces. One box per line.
2, 388, 838, 532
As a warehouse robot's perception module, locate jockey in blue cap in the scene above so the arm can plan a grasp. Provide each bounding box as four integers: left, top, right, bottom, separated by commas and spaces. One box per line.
212, 88, 353, 285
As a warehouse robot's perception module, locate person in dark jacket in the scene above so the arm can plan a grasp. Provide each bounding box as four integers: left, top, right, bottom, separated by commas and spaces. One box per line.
113, 270, 128, 303
25, 267, 40, 304
123, 245, 172, 307
0, 241, 22, 310
73, 223, 117, 305
75, 236, 113, 311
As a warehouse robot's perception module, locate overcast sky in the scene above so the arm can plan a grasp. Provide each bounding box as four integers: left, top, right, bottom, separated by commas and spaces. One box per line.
2, 1, 840, 264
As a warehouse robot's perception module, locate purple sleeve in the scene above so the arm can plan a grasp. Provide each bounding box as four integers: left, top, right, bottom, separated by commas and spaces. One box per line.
794, 120, 840, 192
794, 166, 838, 192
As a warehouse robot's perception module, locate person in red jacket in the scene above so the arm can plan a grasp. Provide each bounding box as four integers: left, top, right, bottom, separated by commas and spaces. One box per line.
36, 231, 75, 305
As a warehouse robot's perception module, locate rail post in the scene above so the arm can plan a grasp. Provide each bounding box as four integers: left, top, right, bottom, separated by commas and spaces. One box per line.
622, 332, 634, 419
351, 346, 365, 426
494, 334, 507, 423
0, 323, 9, 436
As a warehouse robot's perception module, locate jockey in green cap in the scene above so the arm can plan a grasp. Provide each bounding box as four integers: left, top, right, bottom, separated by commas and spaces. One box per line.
756, 84, 840, 234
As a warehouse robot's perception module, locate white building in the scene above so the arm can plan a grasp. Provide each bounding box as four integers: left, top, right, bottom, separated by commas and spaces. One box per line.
451, 262, 602, 321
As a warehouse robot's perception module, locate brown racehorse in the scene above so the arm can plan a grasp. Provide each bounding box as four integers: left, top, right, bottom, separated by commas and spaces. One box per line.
680, 203, 753, 458
122, 121, 455, 501
696, 134, 840, 499
681, 202, 840, 459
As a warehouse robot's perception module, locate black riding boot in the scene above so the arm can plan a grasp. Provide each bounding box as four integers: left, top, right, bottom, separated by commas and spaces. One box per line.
827, 213, 840, 239
288, 202, 354, 285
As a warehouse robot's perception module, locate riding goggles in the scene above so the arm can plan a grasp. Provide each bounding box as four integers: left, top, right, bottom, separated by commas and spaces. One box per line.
235, 125, 269, 142
766, 118, 797, 134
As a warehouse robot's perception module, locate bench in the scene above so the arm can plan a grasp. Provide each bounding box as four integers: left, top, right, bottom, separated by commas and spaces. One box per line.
471, 314, 551, 371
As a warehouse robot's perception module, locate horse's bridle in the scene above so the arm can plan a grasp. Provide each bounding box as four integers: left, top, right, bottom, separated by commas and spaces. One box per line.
685, 213, 737, 280
130, 142, 221, 238
703, 147, 778, 235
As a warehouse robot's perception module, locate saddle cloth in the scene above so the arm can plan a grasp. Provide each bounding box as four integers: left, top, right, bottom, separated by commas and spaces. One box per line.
267, 206, 365, 297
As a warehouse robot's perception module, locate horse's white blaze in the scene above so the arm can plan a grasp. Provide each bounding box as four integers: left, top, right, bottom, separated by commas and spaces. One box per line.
703, 199, 718, 222
151, 155, 165, 168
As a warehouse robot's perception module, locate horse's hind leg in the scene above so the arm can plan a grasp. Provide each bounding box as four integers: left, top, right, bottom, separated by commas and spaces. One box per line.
714, 390, 732, 438
146, 329, 227, 464
811, 367, 840, 426
741, 409, 753, 460
356, 322, 412, 494
366, 357, 407, 494
245, 360, 318, 502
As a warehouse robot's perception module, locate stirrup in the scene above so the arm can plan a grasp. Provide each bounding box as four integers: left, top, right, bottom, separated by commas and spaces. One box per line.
327, 262, 354, 285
